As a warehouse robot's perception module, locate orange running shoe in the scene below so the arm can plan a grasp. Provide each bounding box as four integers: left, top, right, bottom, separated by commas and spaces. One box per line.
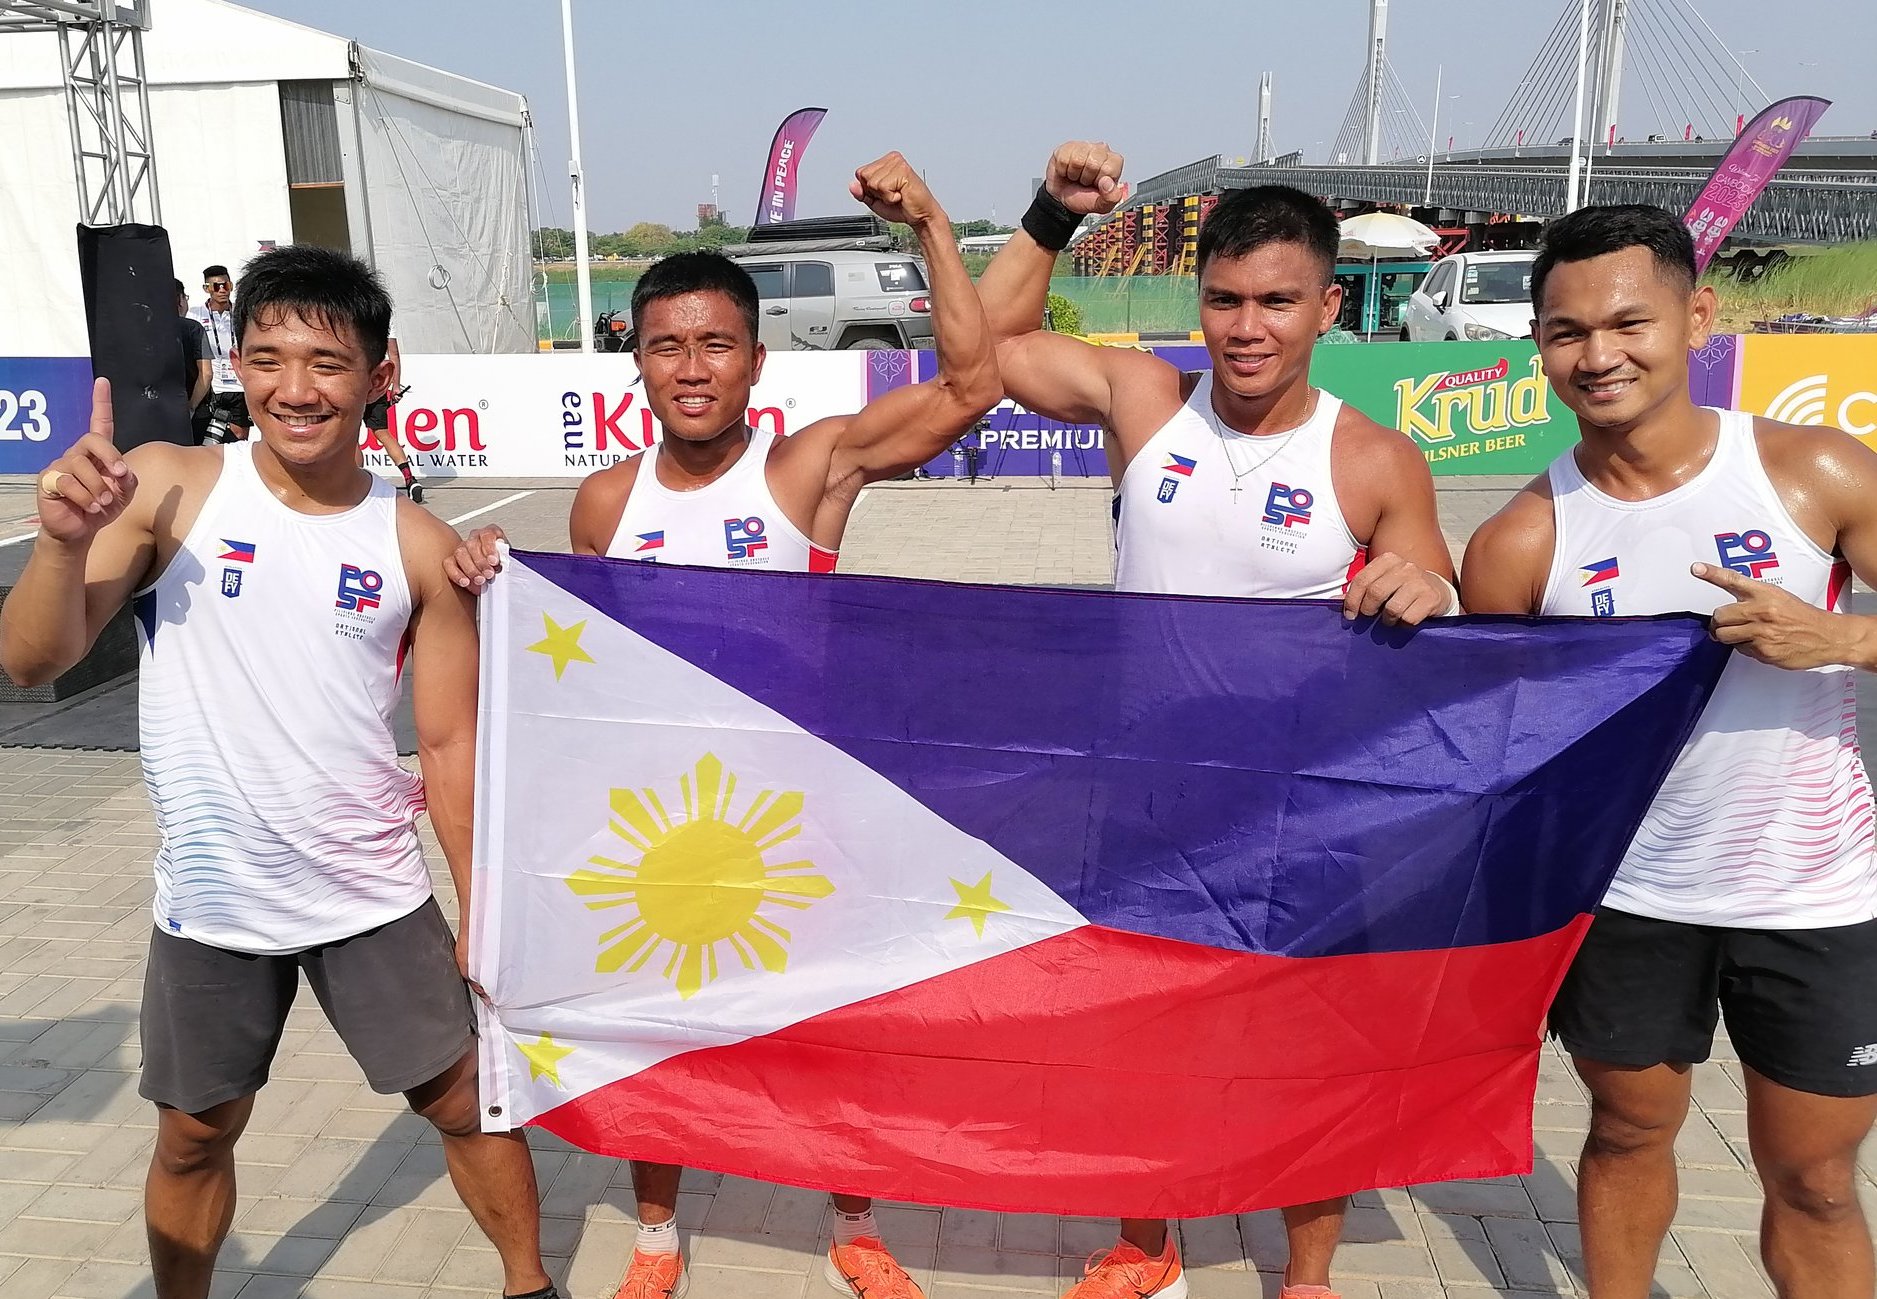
1064, 1235, 1188, 1299
825, 1235, 925, 1299
613, 1247, 688, 1299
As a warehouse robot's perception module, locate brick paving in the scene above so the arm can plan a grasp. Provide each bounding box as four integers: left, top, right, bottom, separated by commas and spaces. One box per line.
0, 476, 1868, 1299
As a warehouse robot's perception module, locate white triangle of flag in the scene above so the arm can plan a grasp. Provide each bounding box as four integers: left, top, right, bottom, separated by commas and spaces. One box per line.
474, 557, 1090, 1127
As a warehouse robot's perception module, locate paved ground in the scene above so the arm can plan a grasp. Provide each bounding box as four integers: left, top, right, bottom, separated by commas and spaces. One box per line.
0, 475, 1868, 1299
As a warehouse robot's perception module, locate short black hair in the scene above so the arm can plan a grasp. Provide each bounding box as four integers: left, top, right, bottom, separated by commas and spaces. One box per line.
631, 251, 760, 346
1531, 205, 1696, 316
173, 278, 186, 296
203, 264, 230, 282
231, 245, 392, 365
1197, 185, 1341, 284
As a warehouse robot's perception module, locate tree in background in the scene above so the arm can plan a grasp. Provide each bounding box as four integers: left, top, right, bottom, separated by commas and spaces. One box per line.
532, 227, 575, 259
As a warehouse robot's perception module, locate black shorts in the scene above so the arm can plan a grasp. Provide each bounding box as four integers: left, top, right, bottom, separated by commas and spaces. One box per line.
364, 394, 392, 433
1551, 907, 1877, 1097
139, 898, 474, 1113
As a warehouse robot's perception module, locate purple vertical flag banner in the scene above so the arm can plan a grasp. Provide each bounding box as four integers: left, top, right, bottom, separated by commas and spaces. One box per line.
1683, 96, 1830, 275
754, 107, 828, 226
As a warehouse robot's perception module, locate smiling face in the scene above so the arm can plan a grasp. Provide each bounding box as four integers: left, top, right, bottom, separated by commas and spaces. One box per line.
234, 308, 390, 468
633, 290, 765, 443
1533, 245, 1716, 434
1198, 242, 1341, 407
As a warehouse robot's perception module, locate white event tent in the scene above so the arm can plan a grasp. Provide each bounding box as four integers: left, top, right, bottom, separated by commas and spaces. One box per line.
0, 0, 535, 358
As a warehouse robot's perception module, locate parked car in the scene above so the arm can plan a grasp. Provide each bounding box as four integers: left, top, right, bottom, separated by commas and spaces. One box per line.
729, 248, 935, 350
1401, 250, 1537, 342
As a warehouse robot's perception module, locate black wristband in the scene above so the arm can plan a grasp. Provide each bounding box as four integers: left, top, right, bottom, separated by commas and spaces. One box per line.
1021, 185, 1082, 252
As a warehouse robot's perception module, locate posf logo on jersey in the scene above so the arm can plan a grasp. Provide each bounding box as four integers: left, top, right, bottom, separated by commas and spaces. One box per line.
1262, 484, 1314, 529
1715, 530, 1780, 579
335, 564, 385, 612
724, 517, 769, 561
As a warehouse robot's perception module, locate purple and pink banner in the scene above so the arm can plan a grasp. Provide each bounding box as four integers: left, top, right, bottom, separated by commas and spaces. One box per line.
753, 107, 828, 226
1684, 95, 1831, 275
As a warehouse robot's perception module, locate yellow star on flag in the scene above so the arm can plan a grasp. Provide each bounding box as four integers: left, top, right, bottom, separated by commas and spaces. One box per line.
527, 614, 595, 680
946, 872, 1011, 938
517, 1032, 575, 1087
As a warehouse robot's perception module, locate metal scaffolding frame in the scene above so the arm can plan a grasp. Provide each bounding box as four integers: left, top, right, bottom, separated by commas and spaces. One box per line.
0, 0, 160, 226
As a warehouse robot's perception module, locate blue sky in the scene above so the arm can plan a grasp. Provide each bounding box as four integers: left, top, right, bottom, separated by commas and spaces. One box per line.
238, 0, 1873, 231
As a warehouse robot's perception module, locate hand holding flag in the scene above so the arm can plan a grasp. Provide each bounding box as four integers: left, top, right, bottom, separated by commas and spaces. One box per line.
446, 525, 508, 590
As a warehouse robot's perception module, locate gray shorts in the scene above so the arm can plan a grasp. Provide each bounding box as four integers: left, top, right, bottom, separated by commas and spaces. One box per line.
139, 898, 474, 1114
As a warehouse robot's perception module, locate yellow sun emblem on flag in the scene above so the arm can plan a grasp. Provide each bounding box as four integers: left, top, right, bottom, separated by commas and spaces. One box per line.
565, 753, 834, 1000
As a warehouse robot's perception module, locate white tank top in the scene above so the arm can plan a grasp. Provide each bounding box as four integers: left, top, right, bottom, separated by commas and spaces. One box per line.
1114, 376, 1361, 597
134, 442, 429, 954
1540, 409, 1877, 928
604, 429, 838, 572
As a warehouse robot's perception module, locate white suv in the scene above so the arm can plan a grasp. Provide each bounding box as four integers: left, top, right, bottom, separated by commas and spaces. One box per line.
729, 249, 936, 351
1401, 250, 1537, 343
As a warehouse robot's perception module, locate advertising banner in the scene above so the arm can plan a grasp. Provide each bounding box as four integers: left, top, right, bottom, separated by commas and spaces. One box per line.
1683, 96, 1832, 275
753, 107, 828, 227
0, 357, 94, 475
362, 352, 871, 480
1733, 333, 1877, 449
11, 335, 1873, 484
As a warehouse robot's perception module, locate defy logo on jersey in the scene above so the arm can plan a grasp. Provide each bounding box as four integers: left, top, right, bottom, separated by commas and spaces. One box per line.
336, 564, 385, 612
1262, 484, 1313, 529
1715, 530, 1780, 579
724, 517, 769, 562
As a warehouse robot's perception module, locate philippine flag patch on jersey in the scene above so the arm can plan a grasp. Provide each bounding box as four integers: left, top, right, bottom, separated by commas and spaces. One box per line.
1579, 557, 1619, 586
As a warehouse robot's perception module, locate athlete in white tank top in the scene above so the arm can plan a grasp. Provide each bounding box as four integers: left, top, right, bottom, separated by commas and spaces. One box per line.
135, 442, 428, 953
1537, 410, 1875, 928
604, 430, 838, 572
446, 154, 1005, 1296
1115, 375, 1361, 598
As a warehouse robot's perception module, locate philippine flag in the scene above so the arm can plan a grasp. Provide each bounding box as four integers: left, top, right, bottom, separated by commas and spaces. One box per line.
1579, 557, 1620, 586
634, 532, 665, 554
472, 552, 1726, 1219
1162, 452, 1198, 477
219, 540, 256, 563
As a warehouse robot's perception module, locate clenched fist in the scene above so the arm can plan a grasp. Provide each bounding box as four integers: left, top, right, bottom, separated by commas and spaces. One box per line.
1044, 141, 1129, 216
850, 152, 943, 228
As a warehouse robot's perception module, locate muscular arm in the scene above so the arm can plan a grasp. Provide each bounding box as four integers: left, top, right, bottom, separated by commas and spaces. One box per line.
824, 160, 1000, 485
1459, 483, 1555, 615
975, 141, 1175, 449
401, 506, 481, 937
1351, 432, 1457, 581
569, 465, 633, 556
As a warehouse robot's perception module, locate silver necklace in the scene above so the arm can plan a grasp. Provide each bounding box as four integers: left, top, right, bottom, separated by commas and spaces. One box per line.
1214, 392, 1316, 502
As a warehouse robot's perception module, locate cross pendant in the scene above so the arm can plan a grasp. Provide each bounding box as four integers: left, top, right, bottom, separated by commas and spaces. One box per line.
1230, 482, 1243, 502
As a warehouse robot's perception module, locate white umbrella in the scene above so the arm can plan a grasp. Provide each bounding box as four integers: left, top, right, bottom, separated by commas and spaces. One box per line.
1338, 213, 1440, 339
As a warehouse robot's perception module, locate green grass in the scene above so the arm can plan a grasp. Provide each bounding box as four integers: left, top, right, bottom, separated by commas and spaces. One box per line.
1708, 242, 1877, 331
538, 263, 646, 285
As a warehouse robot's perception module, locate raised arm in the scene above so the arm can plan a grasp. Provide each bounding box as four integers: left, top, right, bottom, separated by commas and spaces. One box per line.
821, 154, 1000, 484
975, 141, 1168, 428
0, 380, 159, 687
